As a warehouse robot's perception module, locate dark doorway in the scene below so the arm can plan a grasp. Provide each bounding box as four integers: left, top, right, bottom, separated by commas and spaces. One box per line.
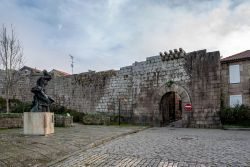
160, 91, 182, 126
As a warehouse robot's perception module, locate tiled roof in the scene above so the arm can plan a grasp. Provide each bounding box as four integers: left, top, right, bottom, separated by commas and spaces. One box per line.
50, 69, 70, 76
221, 50, 250, 63
20, 66, 42, 73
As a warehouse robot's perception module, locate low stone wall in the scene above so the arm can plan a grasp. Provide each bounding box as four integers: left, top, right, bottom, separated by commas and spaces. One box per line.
0, 113, 73, 128
55, 114, 73, 127
82, 112, 133, 125
82, 113, 111, 125
0, 113, 23, 128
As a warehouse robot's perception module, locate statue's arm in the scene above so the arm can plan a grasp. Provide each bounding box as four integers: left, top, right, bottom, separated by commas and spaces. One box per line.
32, 86, 50, 103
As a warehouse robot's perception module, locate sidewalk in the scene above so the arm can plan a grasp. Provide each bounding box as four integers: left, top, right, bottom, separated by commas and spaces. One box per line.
0, 124, 147, 167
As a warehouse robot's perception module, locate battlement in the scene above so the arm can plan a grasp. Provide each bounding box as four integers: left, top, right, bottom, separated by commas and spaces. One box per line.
159, 48, 186, 61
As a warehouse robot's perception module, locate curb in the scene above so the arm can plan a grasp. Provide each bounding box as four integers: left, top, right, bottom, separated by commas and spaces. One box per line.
46, 126, 150, 166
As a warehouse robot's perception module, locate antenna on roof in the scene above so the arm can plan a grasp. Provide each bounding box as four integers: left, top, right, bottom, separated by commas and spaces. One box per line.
69, 54, 74, 74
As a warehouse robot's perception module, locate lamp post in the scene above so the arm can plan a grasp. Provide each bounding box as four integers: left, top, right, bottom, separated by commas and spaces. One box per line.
118, 98, 121, 125
117, 93, 128, 126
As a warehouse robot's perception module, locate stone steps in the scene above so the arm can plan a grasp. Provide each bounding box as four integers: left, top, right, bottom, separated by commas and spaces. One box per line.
168, 120, 183, 128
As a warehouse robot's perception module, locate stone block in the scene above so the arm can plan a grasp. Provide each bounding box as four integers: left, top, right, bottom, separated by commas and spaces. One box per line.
55, 114, 73, 127
23, 112, 54, 135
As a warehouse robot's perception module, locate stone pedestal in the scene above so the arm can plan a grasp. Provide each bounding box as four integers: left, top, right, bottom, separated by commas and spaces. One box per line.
24, 112, 54, 135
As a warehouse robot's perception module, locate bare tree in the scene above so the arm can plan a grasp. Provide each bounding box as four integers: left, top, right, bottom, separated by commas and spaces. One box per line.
0, 25, 23, 113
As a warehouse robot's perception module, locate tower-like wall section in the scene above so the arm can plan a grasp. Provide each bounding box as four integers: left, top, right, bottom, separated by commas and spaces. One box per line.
184, 50, 221, 128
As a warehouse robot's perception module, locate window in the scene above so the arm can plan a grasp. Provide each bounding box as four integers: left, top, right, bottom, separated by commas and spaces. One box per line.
229, 65, 240, 83
124, 75, 128, 79
229, 95, 242, 107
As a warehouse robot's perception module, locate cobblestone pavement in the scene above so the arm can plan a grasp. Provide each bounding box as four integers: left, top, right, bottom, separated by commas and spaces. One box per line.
50, 128, 250, 167
0, 124, 144, 167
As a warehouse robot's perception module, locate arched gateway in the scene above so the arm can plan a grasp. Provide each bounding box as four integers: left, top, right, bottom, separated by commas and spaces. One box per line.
152, 84, 191, 127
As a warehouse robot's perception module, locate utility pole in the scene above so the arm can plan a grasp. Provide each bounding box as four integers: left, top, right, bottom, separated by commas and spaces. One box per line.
69, 54, 74, 74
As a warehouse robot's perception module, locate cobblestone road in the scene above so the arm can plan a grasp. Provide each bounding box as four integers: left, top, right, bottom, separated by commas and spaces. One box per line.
50, 128, 250, 167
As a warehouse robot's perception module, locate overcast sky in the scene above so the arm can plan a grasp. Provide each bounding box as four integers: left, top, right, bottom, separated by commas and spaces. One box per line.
0, 0, 250, 74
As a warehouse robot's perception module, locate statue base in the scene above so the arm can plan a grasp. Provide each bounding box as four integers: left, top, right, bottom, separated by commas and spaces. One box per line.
23, 112, 54, 135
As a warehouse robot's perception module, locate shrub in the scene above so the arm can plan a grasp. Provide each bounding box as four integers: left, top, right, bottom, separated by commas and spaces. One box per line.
0, 97, 31, 113
0, 97, 6, 112
0, 98, 82, 122
110, 114, 126, 123
50, 105, 83, 122
220, 104, 250, 125
11, 101, 31, 113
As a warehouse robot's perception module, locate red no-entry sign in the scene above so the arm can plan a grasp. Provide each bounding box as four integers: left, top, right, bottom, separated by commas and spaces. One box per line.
184, 104, 192, 111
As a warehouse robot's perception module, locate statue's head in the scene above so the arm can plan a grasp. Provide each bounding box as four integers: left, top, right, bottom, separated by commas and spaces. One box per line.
43, 70, 52, 81
36, 70, 52, 87
38, 70, 52, 86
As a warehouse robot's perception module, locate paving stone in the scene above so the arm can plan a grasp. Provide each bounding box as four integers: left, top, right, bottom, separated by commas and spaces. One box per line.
49, 127, 250, 167
0, 124, 144, 167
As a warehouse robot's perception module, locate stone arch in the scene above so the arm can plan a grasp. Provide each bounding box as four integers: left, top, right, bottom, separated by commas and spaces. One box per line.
155, 84, 191, 104
152, 83, 191, 126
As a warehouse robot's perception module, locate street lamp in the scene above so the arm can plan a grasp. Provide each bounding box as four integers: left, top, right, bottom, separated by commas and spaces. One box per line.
118, 98, 121, 125
118, 93, 127, 126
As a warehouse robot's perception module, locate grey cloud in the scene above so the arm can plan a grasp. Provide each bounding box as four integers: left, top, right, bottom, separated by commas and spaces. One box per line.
0, 0, 250, 73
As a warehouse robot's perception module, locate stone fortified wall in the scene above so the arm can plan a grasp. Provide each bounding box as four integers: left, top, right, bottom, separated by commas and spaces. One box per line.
0, 49, 221, 127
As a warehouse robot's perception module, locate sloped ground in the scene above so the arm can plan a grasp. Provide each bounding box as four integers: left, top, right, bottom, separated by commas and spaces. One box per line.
0, 124, 144, 167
